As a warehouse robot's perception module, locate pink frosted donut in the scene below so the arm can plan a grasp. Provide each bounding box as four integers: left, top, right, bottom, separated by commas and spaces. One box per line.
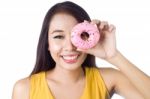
71, 21, 100, 49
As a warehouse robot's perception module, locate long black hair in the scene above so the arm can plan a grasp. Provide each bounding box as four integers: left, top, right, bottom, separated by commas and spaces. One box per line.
31, 1, 96, 75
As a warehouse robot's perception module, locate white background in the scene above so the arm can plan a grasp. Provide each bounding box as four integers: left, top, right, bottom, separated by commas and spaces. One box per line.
0, 0, 150, 99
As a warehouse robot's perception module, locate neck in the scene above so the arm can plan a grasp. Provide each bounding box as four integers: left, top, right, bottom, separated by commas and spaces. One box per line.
46, 66, 85, 84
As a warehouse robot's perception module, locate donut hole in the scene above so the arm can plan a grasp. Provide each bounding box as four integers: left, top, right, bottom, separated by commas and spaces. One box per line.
81, 32, 89, 41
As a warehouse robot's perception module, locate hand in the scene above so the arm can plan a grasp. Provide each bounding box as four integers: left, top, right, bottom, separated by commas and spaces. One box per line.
77, 20, 117, 60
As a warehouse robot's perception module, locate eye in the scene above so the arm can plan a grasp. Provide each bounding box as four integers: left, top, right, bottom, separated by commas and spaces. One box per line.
53, 35, 64, 39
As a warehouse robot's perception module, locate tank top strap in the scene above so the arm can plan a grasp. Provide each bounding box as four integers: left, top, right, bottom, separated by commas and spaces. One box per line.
81, 67, 110, 99
29, 72, 53, 99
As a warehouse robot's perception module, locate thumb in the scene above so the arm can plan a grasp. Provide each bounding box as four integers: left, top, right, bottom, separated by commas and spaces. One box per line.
77, 48, 88, 52
77, 48, 93, 54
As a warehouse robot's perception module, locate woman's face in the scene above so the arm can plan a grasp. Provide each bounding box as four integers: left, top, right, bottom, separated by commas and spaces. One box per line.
48, 13, 87, 70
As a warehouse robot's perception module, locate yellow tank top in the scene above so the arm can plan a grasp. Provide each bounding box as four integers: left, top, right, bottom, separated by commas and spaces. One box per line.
30, 67, 110, 99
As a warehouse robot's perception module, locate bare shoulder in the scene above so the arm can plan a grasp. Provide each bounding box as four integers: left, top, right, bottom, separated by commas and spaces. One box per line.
98, 68, 120, 93
99, 67, 123, 82
12, 77, 30, 99
98, 67, 131, 91
98, 67, 143, 98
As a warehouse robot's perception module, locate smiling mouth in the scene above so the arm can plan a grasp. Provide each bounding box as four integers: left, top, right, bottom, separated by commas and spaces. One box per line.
61, 54, 79, 64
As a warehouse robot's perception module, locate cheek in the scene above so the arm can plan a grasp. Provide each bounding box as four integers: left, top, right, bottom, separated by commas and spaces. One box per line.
48, 40, 62, 53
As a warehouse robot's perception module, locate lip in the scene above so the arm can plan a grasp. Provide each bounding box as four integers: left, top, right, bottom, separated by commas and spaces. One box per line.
63, 59, 77, 64
61, 54, 79, 64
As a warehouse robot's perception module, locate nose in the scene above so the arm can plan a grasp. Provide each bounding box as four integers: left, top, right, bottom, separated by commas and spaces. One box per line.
64, 37, 76, 51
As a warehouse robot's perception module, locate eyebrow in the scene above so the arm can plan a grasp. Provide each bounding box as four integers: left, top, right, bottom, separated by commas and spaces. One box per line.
51, 30, 64, 34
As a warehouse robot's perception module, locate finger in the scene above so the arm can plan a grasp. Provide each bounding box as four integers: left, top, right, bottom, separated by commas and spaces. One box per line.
77, 48, 88, 53
91, 19, 101, 26
99, 21, 109, 31
109, 24, 116, 33
98, 22, 109, 41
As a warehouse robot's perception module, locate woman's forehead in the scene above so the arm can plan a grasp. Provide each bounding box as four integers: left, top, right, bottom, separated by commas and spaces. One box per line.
49, 13, 78, 33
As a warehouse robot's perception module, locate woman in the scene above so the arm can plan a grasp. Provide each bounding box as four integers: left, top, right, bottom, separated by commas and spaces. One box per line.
12, 1, 150, 99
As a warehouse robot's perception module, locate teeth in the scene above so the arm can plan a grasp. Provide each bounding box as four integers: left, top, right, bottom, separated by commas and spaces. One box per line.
63, 55, 78, 60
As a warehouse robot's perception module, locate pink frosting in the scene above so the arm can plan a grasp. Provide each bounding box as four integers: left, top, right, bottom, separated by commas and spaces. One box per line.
71, 21, 100, 49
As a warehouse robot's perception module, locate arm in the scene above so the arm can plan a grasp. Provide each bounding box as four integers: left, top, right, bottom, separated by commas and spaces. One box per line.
107, 51, 150, 99
12, 77, 29, 99
77, 20, 150, 98
100, 68, 143, 99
